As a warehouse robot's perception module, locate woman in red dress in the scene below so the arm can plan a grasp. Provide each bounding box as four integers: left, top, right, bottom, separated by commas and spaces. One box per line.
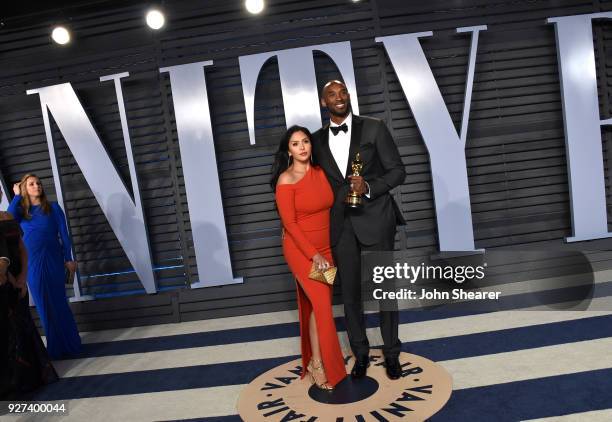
271, 125, 347, 390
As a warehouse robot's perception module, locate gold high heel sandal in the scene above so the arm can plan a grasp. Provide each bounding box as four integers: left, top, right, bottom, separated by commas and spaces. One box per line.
307, 358, 333, 391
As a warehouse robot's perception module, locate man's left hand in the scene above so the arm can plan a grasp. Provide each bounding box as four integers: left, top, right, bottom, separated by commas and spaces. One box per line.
348, 175, 368, 196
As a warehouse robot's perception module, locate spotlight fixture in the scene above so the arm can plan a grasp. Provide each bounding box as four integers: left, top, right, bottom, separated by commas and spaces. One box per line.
146, 9, 165, 30
51, 26, 71, 45
245, 0, 265, 15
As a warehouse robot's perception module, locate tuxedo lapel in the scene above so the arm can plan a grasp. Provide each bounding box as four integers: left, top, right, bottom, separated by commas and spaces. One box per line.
318, 124, 344, 182
345, 115, 363, 177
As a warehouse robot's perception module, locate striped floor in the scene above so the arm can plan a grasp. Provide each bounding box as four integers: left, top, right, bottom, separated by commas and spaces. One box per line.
7, 272, 612, 421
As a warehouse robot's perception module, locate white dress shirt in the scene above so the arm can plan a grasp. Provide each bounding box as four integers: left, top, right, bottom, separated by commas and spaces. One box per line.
328, 113, 352, 177
328, 113, 370, 197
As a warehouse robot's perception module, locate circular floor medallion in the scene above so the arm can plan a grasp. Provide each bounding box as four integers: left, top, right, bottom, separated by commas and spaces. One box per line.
237, 351, 453, 421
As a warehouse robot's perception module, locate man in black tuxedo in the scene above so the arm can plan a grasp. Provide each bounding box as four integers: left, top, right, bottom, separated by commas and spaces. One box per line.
312, 80, 406, 380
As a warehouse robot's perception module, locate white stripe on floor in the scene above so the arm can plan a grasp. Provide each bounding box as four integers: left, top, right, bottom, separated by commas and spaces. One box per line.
441, 337, 612, 389
77, 308, 308, 344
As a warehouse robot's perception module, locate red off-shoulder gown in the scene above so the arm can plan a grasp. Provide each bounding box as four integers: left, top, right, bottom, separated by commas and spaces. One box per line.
275, 166, 347, 387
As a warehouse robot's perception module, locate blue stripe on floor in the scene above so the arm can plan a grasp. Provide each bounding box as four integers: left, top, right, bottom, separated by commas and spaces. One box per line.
402, 313, 612, 361
30, 314, 612, 401
431, 368, 612, 421
72, 282, 612, 359
32, 356, 293, 401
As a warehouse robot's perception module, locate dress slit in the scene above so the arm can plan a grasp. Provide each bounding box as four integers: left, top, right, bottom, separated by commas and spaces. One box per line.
295, 274, 346, 387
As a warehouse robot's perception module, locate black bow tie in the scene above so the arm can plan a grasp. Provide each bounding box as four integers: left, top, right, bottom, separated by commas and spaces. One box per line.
330, 123, 348, 136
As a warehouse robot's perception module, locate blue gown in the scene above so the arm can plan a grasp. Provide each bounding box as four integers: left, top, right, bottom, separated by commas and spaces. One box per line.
8, 195, 81, 359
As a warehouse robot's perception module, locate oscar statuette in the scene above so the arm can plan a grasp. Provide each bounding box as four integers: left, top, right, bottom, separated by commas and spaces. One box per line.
345, 152, 364, 208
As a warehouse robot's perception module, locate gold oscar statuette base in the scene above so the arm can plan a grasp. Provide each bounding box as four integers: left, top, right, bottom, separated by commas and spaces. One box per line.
345, 192, 362, 208
345, 151, 365, 209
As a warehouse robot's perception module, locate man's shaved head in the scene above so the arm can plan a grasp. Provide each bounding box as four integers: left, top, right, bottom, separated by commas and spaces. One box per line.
322, 80, 346, 97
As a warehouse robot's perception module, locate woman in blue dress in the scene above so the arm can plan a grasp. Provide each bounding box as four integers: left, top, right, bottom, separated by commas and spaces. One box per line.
9, 174, 81, 359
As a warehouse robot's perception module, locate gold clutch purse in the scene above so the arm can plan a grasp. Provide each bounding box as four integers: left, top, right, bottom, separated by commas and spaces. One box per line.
309, 262, 337, 285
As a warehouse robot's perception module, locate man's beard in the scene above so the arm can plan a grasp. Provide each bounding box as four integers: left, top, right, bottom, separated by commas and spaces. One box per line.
330, 103, 351, 118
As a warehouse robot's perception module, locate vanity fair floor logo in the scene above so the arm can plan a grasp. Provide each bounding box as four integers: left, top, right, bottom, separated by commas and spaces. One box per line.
237, 351, 452, 421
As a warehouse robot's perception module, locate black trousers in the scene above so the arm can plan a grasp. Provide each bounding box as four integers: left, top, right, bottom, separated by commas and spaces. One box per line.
332, 217, 401, 359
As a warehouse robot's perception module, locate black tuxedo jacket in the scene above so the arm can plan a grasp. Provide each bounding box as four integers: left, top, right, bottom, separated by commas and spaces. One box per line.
313, 115, 406, 247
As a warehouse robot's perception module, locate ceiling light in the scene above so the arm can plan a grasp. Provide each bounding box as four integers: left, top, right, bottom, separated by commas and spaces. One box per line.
146, 9, 165, 30
245, 0, 265, 15
51, 26, 71, 45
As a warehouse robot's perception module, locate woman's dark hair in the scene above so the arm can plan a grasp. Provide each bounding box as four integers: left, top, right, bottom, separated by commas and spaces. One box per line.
270, 125, 318, 191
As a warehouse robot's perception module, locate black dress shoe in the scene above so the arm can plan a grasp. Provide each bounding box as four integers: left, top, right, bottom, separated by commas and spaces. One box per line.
351, 356, 370, 378
385, 356, 402, 380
